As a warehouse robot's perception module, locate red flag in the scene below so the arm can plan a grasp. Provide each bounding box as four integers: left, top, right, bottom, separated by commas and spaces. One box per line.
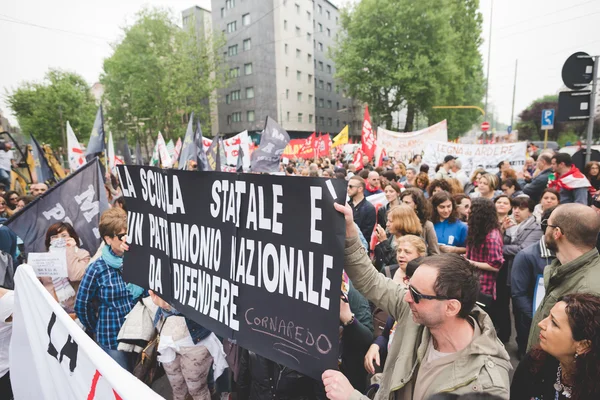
361, 106, 376, 159
353, 149, 364, 171
377, 148, 387, 167
298, 132, 316, 156
316, 134, 332, 157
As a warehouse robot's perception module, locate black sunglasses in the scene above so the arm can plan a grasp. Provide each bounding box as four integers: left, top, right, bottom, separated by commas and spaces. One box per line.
540, 219, 559, 232
115, 233, 127, 241
408, 284, 451, 304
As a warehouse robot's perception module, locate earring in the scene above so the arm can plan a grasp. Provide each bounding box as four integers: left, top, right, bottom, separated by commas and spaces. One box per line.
574, 353, 578, 360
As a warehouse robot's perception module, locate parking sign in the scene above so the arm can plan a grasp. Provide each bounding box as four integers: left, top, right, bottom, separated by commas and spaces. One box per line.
541, 109, 555, 130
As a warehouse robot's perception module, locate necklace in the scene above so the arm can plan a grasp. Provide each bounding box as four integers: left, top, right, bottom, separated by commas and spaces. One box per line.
554, 365, 572, 399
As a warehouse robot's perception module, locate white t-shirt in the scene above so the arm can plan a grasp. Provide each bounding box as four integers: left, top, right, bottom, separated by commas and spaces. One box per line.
0, 150, 14, 172
0, 291, 15, 378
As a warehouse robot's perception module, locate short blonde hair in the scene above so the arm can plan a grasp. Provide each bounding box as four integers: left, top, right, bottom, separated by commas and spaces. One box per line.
396, 235, 427, 257
480, 173, 498, 190
388, 205, 423, 236
99, 207, 127, 241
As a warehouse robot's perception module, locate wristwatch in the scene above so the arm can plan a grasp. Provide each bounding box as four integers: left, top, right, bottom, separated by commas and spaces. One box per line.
343, 313, 355, 327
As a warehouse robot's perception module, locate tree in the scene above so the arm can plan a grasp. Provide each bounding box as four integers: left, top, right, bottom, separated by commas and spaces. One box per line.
101, 8, 226, 155
6, 69, 97, 148
333, 0, 485, 138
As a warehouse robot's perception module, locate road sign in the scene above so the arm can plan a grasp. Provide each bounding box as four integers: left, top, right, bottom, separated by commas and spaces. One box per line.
507, 125, 512, 134
557, 90, 591, 122
562, 52, 595, 90
481, 121, 490, 132
541, 109, 555, 130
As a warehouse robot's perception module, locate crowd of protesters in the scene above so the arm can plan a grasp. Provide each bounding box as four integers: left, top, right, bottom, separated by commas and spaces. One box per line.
2, 143, 600, 400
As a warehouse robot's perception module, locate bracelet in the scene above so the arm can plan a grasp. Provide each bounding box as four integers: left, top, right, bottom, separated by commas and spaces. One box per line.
343, 313, 355, 327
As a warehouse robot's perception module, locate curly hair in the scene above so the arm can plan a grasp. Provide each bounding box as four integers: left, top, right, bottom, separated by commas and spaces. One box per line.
415, 172, 429, 190
427, 179, 453, 198
467, 197, 500, 248
399, 188, 431, 226
430, 191, 459, 223
529, 293, 600, 400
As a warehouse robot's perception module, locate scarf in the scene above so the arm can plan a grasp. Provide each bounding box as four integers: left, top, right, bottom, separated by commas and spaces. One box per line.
549, 164, 592, 191
365, 182, 380, 193
101, 245, 144, 300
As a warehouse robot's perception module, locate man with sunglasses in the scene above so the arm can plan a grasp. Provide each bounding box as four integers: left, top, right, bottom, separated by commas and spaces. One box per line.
526, 203, 600, 351
322, 202, 511, 400
347, 176, 376, 243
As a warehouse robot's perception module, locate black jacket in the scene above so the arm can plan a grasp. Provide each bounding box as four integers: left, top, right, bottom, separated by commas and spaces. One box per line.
374, 236, 395, 270
511, 353, 578, 400
523, 168, 552, 203
350, 197, 376, 244
376, 203, 391, 229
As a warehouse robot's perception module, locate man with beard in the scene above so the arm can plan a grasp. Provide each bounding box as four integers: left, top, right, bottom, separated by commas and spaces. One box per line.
347, 176, 376, 244
526, 203, 600, 351
322, 203, 512, 400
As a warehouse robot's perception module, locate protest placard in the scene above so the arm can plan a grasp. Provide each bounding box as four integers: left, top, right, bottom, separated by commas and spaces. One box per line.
117, 165, 347, 379
374, 120, 448, 163
27, 249, 68, 278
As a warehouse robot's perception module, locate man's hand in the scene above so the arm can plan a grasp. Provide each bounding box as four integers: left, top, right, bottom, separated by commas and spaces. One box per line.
340, 298, 353, 325
334, 202, 358, 238
322, 370, 354, 400
375, 225, 387, 242
364, 344, 380, 375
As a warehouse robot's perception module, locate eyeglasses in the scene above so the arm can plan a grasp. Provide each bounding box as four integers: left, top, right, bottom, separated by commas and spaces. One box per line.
9, 197, 18, 201
347, 185, 359, 189
408, 284, 451, 304
115, 233, 127, 241
541, 219, 560, 232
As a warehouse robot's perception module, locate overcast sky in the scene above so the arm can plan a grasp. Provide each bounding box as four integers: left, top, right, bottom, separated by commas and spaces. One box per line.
1, 0, 599, 129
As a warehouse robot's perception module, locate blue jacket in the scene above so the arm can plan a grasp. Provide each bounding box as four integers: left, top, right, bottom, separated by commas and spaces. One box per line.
522, 168, 552, 203
510, 238, 555, 319
433, 219, 468, 247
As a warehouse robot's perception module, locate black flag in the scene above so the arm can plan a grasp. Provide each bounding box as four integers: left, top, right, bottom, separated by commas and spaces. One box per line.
118, 139, 133, 165
135, 141, 143, 165
85, 106, 105, 161
5, 158, 109, 254
195, 120, 209, 171
179, 113, 196, 170
251, 117, 290, 173
218, 136, 227, 171
236, 144, 244, 173
205, 134, 220, 172
30, 134, 55, 183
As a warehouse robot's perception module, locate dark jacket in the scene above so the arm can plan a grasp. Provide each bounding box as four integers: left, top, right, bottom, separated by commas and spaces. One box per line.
156, 307, 211, 344
350, 197, 376, 244
522, 168, 552, 203
502, 216, 542, 285
510, 353, 562, 400
376, 203, 391, 229
374, 236, 395, 270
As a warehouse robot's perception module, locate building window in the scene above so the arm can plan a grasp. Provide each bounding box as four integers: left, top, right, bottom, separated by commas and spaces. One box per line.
318, 23, 322, 32
336, 16, 338, 24
243, 38, 251, 51
285, 66, 289, 77
297, 70, 301, 81
231, 90, 241, 100
296, 49, 301, 58
327, 28, 331, 37
225, 94, 230, 104
247, 110, 255, 122
328, 117, 332, 126
320, 116, 325, 125
336, 101, 339, 109
242, 13, 251, 26
296, 26, 301, 36
308, 74, 312, 83
244, 63, 253, 75
284, 20, 288, 30
227, 21, 237, 33
307, 54, 312, 63
336, 119, 340, 127
246, 87, 254, 99
226, 0, 235, 9
318, 4, 322, 14
286, 89, 290, 99
326, 10, 330, 20
307, 32, 311, 42
319, 98, 324, 107
298, 113, 303, 123
327, 82, 332, 92
297, 92, 302, 101
295, 3, 300, 14
229, 67, 240, 78
307, 11, 311, 20
308, 94, 313, 103
318, 80, 324, 89
228, 45, 238, 56
284, 44, 288, 54
319, 42, 323, 51
309, 114, 313, 123
227, 115, 231, 124
327, 100, 332, 108
221, 8, 225, 18
318, 61, 323, 71
232, 112, 242, 122
327, 64, 332, 74
286, 112, 290, 122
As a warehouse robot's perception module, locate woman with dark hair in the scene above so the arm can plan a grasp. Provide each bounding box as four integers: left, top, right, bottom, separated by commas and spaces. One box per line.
511, 293, 600, 399
430, 191, 467, 254
494, 194, 513, 229
465, 198, 504, 305
41, 222, 91, 313
3, 191, 19, 211
584, 161, 600, 194
113, 197, 127, 212
501, 178, 524, 198
427, 179, 453, 198
533, 188, 560, 223
376, 182, 401, 228
0, 198, 12, 219
407, 154, 422, 172
399, 188, 440, 255
373, 205, 423, 269
453, 194, 471, 222
15, 195, 34, 211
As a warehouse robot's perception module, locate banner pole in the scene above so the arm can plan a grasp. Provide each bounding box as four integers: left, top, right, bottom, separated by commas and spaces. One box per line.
544, 130, 548, 149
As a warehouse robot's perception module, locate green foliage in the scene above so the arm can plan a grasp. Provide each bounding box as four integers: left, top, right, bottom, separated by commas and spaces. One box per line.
6, 69, 97, 147
101, 8, 227, 153
333, 0, 485, 138
557, 131, 579, 147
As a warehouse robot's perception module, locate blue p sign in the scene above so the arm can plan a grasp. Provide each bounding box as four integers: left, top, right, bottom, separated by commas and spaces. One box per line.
541, 109, 555, 130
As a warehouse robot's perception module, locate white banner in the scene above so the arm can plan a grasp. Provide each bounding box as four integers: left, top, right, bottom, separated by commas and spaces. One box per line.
203, 130, 251, 169
66, 122, 85, 173
157, 132, 172, 168
421, 140, 528, 178
9, 265, 163, 400
374, 120, 448, 163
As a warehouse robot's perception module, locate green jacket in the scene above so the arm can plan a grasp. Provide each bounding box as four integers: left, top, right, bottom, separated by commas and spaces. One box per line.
527, 248, 600, 351
344, 235, 511, 400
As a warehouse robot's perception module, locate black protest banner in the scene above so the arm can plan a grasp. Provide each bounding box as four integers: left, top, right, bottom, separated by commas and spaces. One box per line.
117, 165, 347, 379
6, 158, 109, 253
